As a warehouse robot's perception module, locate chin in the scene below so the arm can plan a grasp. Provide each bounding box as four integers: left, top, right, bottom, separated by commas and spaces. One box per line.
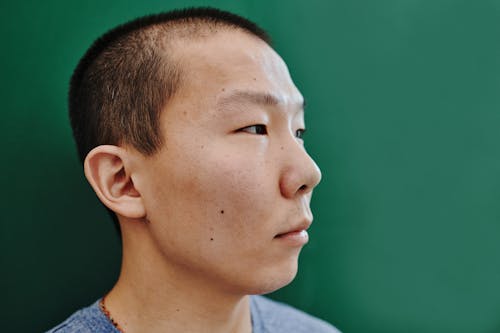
244, 259, 300, 295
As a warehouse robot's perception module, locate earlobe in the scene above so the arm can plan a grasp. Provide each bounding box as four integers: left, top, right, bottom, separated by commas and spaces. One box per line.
84, 145, 146, 219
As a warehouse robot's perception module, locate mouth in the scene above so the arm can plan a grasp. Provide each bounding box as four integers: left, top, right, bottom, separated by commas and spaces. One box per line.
274, 228, 307, 238
274, 220, 311, 246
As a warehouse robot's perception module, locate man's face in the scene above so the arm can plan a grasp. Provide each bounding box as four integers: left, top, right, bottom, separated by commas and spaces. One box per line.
132, 29, 321, 295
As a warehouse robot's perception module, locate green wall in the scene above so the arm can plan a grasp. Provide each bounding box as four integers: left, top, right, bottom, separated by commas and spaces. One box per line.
2, 1, 500, 332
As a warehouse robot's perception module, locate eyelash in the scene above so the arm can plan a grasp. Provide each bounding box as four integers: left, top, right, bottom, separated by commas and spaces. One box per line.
239, 124, 268, 135
295, 128, 306, 139
238, 125, 306, 139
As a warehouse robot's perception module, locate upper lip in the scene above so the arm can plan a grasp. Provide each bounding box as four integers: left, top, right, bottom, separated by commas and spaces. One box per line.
275, 219, 312, 238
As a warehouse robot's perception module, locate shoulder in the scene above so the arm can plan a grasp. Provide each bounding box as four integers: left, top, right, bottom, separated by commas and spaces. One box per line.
45, 300, 117, 333
250, 295, 341, 333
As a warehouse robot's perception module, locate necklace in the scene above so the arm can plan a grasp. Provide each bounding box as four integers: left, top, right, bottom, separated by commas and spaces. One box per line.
99, 295, 125, 333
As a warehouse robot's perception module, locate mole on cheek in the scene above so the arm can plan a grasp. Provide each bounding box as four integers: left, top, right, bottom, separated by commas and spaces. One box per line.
220, 210, 225, 214
210, 237, 214, 241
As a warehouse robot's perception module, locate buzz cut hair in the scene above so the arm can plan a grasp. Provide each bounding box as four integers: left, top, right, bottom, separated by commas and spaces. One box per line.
69, 7, 271, 232
69, 7, 271, 164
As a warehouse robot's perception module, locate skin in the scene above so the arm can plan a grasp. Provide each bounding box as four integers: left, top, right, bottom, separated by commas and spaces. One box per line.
84, 28, 321, 333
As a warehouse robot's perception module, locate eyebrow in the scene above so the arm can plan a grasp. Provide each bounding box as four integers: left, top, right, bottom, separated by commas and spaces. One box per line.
216, 90, 306, 111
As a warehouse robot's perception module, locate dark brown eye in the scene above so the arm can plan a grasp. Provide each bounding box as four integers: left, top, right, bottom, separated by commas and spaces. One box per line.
295, 128, 306, 139
240, 124, 268, 135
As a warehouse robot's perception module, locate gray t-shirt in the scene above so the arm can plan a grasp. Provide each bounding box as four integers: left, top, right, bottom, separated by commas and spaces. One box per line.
47, 295, 340, 332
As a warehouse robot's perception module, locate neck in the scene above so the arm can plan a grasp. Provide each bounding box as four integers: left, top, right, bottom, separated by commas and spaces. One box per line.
104, 221, 252, 333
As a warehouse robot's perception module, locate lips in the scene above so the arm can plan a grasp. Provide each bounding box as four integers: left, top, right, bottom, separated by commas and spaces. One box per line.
274, 220, 312, 239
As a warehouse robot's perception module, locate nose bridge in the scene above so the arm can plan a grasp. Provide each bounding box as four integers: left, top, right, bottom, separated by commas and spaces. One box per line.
278, 136, 322, 198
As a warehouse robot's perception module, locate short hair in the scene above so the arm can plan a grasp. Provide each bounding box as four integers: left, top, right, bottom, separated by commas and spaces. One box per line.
69, 7, 271, 164
69, 7, 271, 232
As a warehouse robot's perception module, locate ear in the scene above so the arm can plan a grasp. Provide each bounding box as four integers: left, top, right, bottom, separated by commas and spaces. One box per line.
84, 145, 146, 219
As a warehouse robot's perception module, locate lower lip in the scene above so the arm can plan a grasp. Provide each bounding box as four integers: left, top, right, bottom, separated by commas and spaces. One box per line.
274, 230, 309, 246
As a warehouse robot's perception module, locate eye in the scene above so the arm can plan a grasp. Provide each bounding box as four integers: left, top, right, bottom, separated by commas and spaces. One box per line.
238, 124, 268, 135
295, 128, 306, 139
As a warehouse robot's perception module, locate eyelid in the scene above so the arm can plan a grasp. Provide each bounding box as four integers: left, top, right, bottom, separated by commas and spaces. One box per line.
236, 125, 305, 139
238, 124, 268, 135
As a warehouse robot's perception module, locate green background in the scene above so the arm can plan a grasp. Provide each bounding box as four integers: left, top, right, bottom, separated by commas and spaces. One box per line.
2, 0, 500, 332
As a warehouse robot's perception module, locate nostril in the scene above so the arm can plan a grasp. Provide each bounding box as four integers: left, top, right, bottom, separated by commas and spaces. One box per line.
298, 185, 307, 192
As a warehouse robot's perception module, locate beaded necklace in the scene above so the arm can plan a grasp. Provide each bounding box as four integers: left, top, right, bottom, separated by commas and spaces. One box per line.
99, 295, 125, 333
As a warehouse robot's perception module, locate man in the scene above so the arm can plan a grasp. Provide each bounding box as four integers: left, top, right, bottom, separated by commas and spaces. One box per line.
48, 7, 339, 333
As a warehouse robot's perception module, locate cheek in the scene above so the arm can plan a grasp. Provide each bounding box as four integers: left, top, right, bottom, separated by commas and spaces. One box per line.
196, 154, 275, 233
144, 147, 277, 244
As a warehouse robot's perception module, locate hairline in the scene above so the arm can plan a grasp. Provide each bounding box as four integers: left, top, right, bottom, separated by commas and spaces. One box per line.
70, 15, 272, 161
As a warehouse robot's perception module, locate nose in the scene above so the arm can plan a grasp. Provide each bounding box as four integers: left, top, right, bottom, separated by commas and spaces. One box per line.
279, 142, 322, 199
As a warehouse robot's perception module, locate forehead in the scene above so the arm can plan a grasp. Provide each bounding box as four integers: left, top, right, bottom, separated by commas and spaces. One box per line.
170, 29, 303, 107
